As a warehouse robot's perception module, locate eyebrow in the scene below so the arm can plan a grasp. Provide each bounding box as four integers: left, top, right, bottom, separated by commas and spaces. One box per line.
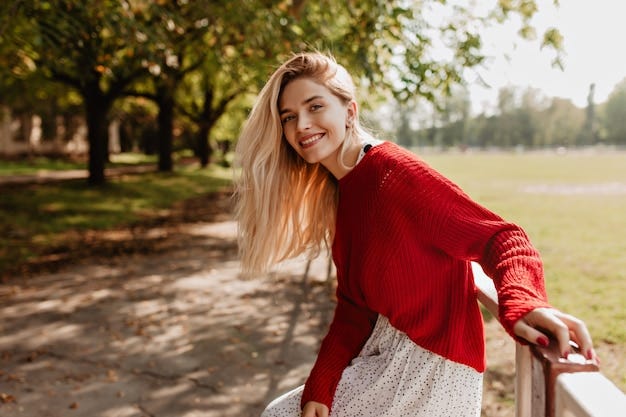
279, 95, 323, 115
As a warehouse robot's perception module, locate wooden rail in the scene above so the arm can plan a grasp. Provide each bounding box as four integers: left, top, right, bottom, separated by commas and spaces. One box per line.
472, 262, 626, 417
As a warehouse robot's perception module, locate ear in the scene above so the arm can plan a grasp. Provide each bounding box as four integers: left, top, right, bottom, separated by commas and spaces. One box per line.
346, 100, 358, 127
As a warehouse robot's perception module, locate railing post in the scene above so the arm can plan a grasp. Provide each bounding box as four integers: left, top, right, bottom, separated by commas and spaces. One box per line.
515, 343, 532, 417
525, 340, 599, 417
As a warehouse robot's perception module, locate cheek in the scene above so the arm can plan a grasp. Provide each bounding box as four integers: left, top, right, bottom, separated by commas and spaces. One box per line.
282, 126, 298, 149
329, 120, 346, 139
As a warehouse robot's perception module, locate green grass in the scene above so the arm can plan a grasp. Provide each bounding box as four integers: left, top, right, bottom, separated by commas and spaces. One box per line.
0, 153, 158, 175
422, 150, 626, 390
0, 164, 232, 273
0, 157, 86, 174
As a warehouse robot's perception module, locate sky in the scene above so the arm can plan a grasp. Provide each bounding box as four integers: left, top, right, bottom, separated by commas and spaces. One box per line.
465, 0, 626, 114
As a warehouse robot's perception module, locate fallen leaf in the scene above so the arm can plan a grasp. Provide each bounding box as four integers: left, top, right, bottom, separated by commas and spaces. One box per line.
5, 374, 24, 383
107, 369, 119, 382
0, 393, 16, 403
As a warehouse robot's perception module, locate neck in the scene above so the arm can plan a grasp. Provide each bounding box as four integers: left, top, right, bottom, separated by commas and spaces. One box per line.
322, 140, 363, 180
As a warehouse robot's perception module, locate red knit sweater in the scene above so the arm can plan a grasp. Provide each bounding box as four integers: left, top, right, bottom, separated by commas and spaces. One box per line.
300, 142, 552, 410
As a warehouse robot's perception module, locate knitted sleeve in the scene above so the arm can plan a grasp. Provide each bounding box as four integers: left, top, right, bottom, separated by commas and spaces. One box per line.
389, 151, 552, 340
300, 290, 377, 411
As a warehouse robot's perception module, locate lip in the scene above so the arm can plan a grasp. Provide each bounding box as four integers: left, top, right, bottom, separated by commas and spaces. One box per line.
298, 133, 324, 149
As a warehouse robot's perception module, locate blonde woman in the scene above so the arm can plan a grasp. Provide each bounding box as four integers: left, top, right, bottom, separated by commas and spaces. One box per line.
234, 52, 596, 417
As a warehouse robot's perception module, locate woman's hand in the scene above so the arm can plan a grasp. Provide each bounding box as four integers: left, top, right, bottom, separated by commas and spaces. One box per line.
513, 307, 598, 363
302, 401, 329, 417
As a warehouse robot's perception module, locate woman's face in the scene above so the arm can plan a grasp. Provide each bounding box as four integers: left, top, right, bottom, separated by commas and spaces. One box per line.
278, 77, 356, 178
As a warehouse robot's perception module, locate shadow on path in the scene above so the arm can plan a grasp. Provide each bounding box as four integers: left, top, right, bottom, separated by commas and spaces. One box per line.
0, 216, 336, 417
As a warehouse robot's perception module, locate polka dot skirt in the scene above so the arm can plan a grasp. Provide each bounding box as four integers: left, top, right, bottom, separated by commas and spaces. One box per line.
261, 315, 483, 417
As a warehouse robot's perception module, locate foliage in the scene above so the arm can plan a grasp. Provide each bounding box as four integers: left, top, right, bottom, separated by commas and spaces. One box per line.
540, 97, 584, 147
604, 78, 626, 145
0, 0, 567, 175
393, 85, 592, 149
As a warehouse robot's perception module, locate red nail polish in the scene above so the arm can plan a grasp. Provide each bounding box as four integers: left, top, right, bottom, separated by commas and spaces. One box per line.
563, 351, 570, 360
586, 348, 597, 361
537, 336, 549, 347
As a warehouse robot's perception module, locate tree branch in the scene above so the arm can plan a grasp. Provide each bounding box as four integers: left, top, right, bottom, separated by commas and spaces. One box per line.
122, 89, 157, 101
47, 66, 82, 91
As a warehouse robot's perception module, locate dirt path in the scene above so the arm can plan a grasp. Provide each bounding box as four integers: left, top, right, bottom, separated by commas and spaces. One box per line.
0, 200, 518, 417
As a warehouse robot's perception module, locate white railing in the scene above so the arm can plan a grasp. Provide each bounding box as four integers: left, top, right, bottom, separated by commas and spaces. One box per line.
472, 262, 626, 417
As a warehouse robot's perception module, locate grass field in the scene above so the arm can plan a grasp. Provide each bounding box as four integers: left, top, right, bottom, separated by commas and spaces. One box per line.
421, 149, 626, 390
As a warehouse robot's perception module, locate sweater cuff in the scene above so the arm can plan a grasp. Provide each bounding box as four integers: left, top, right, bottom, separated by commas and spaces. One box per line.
300, 377, 335, 412
498, 299, 553, 343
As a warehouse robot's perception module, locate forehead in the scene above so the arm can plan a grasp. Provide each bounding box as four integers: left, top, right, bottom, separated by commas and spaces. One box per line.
279, 77, 334, 109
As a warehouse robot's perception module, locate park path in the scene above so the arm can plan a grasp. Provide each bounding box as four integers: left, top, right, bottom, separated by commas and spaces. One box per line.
0, 209, 516, 417
0, 214, 339, 417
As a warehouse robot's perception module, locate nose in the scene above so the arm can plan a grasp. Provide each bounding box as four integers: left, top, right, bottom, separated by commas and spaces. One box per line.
296, 113, 311, 132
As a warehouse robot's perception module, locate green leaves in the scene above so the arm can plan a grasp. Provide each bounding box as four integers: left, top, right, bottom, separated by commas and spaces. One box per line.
0, 0, 571, 169
1, 0, 559, 108
604, 78, 626, 145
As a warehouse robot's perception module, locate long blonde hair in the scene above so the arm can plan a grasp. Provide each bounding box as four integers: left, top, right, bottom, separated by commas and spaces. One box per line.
234, 52, 372, 274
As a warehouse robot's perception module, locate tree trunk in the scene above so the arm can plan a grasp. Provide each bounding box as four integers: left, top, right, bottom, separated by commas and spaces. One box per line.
197, 88, 218, 168
196, 124, 213, 168
84, 86, 111, 186
156, 92, 174, 172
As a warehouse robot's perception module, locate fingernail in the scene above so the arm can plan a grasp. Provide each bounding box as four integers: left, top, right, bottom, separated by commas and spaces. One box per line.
563, 351, 570, 360
537, 336, 549, 347
586, 348, 597, 361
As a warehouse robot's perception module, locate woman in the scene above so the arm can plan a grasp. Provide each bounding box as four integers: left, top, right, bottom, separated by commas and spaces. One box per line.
234, 52, 596, 417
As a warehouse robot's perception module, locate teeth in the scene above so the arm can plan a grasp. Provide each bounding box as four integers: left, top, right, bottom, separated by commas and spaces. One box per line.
301, 134, 323, 146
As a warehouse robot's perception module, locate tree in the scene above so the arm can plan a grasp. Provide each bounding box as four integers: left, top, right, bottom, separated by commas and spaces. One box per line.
176, 1, 300, 167
577, 83, 597, 146
122, 1, 215, 172
2, 0, 155, 184
395, 103, 416, 148
603, 78, 626, 146
541, 97, 584, 147
437, 86, 471, 147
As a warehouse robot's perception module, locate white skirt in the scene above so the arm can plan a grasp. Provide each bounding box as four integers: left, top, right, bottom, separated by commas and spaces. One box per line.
261, 315, 482, 417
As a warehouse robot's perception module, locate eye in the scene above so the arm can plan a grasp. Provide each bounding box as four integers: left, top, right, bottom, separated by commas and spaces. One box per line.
281, 114, 295, 124
310, 104, 323, 111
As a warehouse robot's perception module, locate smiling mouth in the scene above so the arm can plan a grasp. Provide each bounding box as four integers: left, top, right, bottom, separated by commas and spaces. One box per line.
299, 133, 324, 148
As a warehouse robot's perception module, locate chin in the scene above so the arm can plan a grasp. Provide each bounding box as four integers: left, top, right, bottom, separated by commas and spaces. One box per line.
301, 155, 323, 164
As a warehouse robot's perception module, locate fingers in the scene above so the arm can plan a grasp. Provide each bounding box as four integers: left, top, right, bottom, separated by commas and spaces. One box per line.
539, 309, 572, 358
301, 402, 329, 417
517, 308, 597, 363
513, 319, 550, 347
553, 310, 596, 361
